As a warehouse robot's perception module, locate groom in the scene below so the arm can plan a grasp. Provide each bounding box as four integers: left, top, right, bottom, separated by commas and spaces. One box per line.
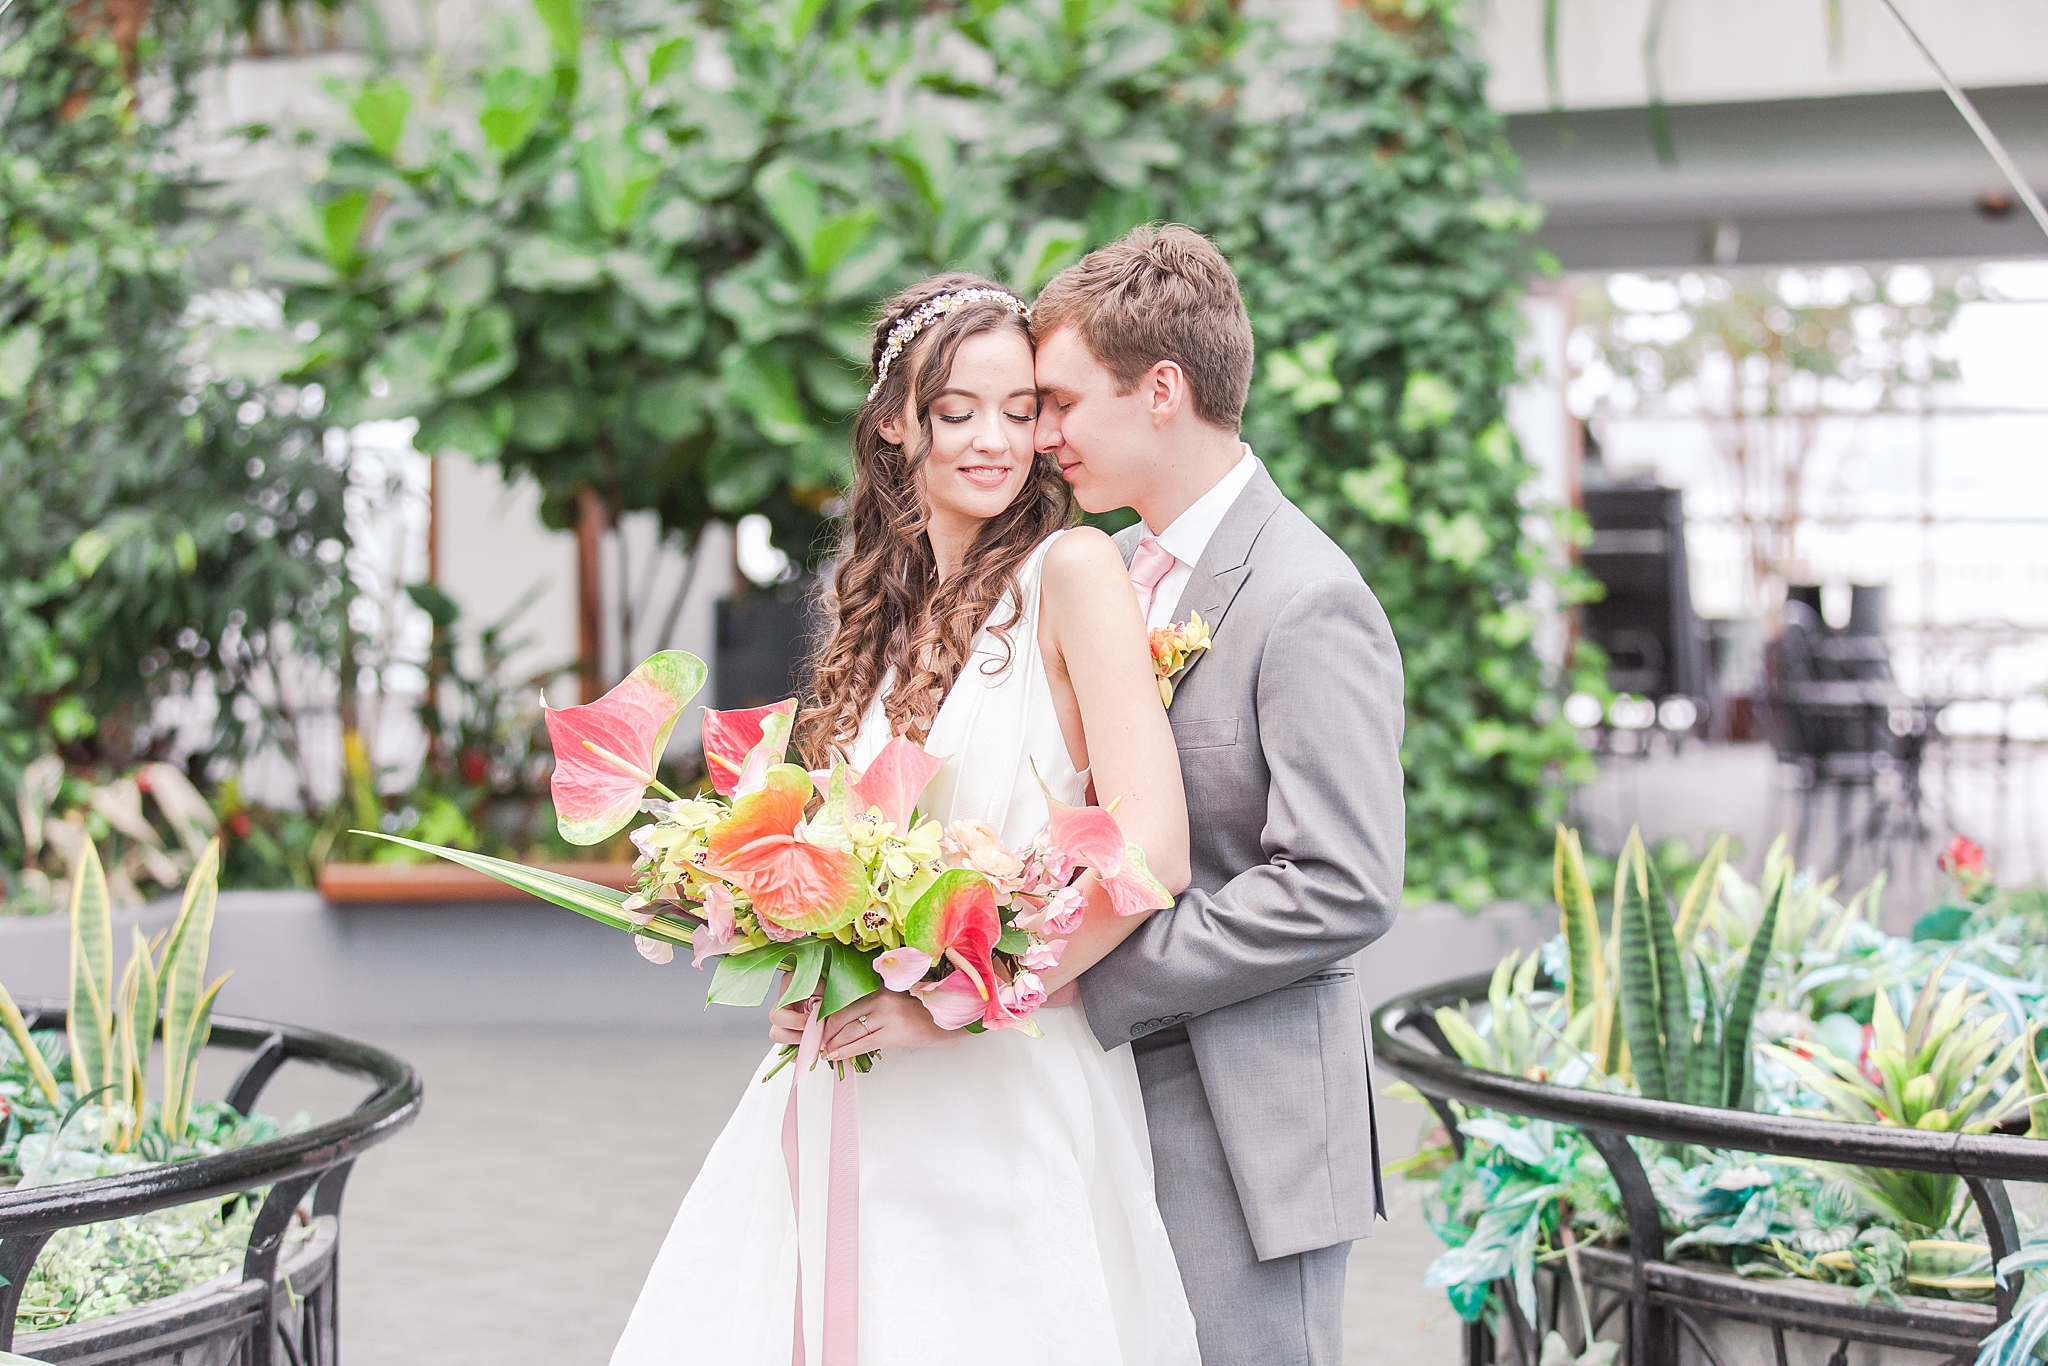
1032, 225, 1405, 1364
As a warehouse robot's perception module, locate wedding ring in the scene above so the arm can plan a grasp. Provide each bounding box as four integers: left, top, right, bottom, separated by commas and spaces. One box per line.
858, 1015, 872, 1033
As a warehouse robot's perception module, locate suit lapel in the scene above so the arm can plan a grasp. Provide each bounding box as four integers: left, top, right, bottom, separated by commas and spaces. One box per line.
1162, 467, 1283, 694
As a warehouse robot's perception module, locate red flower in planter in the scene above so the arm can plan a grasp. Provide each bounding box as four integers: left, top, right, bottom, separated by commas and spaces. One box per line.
544, 652, 708, 845
1939, 835, 1987, 879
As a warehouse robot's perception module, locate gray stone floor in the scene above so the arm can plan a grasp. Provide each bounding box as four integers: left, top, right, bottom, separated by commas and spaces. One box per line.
261, 1023, 1461, 1365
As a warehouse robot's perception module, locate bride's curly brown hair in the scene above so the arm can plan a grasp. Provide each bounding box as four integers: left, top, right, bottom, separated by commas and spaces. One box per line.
799, 272, 1073, 765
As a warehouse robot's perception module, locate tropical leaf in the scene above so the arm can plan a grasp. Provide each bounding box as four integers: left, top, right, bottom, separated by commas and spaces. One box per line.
1672, 833, 1728, 953
777, 938, 828, 1007
1615, 833, 1669, 1101
1554, 825, 1602, 1022
821, 941, 882, 1017
351, 832, 690, 946
1723, 869, 1785, 1109
0, 981, 62, 1106
159, 841, 221, 1139
708, 943, 791, 1008
67, 837, 114, 1100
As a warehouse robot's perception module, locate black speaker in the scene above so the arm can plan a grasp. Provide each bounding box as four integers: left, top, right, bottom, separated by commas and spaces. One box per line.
1580, 485, 1705, 699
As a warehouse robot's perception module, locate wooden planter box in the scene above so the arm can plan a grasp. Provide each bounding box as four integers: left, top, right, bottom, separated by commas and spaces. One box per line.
314, 861, 636, 904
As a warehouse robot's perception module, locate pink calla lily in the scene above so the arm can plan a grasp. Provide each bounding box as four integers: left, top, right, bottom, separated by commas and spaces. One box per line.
702, 699, 798, 797
874, 946, 934, 992
545, 651, 708, 845
849, 734, 945, 830
911, 970, 987, 1030
1039, 780, 1175, 917
704, 764, 865, 933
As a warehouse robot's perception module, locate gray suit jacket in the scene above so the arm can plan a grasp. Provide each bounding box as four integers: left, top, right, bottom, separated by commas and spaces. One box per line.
1079, 464, 1405, 1262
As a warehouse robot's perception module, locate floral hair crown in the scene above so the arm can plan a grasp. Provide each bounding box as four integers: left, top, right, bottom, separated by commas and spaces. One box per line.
867, 288, 1030, 402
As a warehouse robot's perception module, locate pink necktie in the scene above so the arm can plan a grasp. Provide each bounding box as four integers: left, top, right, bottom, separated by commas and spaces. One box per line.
1129, 536, 1177, 621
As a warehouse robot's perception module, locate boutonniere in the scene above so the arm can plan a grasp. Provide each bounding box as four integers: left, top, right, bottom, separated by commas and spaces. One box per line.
1149, 611, 1212, 709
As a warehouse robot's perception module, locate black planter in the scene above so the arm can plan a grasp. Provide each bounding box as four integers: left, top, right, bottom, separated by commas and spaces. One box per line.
714, 579, 827, 711
1373, 975, 2044, 1366
2, 1004, 421, 1365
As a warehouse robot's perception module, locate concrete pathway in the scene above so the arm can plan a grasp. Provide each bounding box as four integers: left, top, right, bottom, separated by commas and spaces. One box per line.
261, 1024, 1461, 1365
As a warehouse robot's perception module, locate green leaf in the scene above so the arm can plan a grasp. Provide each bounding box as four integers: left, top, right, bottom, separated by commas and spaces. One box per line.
1399, 370, 1459, 433
479, 67, 549, 154
634, 375, 707, 441
321, 193, 373, 273
604, 250, 693, 315
1267, 334, 1341, 412
1011, 218, 1086, 294
511, 389, 577, 449
416, 398, 511, 462
755, 159, 824, 268
709, 943, 791, 1007
1615, 833, 1668, 1101
579, 132, 658, 234
435, 252, 498, 314
647, 36, 691, 86
534, 0, 581, 61
351, 832, 692, 945
1339, 459, 1408, 524
808, 208, 878, 280
351, 79, 412, 159
505, 236, 604, 291
821, 941, 882, 1017
788, 0, 830, 44
67, 838, 115, 1101
1722, 867, 1785, 1109
720, 348, 811, 445
778, 938, 828, 1006
441, 306, 517, 397
0, 325, 42, 402
68, 529, 114, 577
996, 928, 1029, 954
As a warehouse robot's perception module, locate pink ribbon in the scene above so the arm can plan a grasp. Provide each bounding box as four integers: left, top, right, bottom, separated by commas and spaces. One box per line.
782, 1000, 861, 1366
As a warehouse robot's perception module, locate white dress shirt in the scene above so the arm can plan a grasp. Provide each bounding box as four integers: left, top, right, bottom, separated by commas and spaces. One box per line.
1140, 446, 1262, 629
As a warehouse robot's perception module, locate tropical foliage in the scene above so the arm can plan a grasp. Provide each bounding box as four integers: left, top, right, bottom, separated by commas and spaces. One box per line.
0, 0, 352, 891
0, 835, 300, 1333
1209, 2, 1601, 907
1405, 831, 2048, 1359
267, 0, 1581, 906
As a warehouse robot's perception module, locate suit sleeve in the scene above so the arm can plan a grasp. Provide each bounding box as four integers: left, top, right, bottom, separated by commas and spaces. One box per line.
1078, 575, 1406, 1048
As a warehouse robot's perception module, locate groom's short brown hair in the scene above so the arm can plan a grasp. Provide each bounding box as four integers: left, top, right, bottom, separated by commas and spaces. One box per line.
1030, 224, 1253, 432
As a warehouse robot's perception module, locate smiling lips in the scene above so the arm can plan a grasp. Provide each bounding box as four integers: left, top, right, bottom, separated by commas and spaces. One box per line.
958, 463, 1013, 489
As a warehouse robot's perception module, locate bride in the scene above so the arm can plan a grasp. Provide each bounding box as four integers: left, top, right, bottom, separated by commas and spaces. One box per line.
611, 272, 1200, 1365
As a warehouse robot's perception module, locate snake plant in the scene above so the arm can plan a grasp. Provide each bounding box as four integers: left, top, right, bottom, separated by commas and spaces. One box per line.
58, 836, 232, 1149
1555, 825, 1769, 1107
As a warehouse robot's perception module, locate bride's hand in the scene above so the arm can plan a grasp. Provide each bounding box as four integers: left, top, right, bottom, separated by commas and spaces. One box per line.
821, 990, 967, 1063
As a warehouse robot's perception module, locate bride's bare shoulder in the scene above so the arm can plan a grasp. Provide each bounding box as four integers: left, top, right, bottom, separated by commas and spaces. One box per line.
1040, 525, 1126, 591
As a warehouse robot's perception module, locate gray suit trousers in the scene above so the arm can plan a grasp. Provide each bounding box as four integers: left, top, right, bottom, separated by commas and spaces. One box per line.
1136, 1024, 1351, 1366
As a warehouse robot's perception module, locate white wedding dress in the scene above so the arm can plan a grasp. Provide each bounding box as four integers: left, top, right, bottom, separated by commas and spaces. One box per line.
612, 531, 1199, 1366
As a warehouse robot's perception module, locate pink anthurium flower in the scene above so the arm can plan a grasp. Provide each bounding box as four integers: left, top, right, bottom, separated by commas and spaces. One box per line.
1038, 781, 1175, 918
849, 734, 945, 830
702, 699, 798, 797
874, 946, 934, 992
904, 869, 1002, 1003
911, 971, 987, 1030
704, 765, 865, 933
690, 883, 738, 968
544, 651, 708, 845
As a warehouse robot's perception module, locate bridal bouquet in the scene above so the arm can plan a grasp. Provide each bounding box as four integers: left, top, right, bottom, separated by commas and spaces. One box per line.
364, 651, 1171, 1060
